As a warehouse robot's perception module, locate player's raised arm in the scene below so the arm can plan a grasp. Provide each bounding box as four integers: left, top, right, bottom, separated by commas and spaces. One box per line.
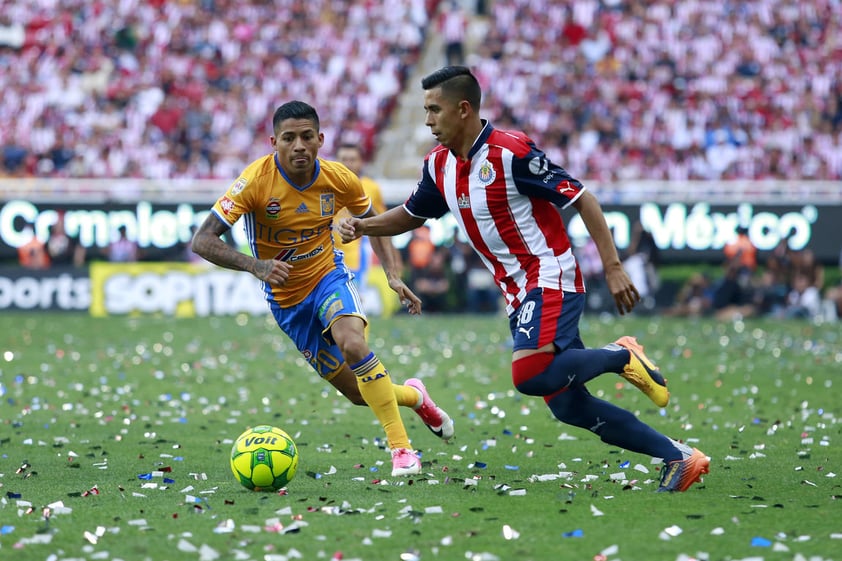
192, 213, 292, 286
572, 190, 640, 315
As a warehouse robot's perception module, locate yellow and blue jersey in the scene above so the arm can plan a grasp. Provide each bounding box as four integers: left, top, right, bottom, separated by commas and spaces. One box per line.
332, 175, 385, 274
211, 153, 371, 307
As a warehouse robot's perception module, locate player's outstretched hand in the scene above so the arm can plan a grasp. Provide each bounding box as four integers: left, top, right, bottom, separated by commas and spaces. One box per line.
338, 217, 363, 243
388, 278, 423, 315
252, 258, 292, 287
605, 264, 640, 315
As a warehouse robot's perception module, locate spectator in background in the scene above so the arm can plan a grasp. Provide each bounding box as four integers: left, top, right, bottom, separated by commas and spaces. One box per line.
821, 248, 842, 322
46, 215, 86, 267
107, 225, 139, 262
724, 227, 757, 272
412, 246, 451, 313
664, 272, 713, 318
623, 221, 660, 307
18, 234, 50, 270
407, 224, 435, 271
712, 228, 759, 320
781, 272, 822, 320
575, 236, 609, 313
333, 142, 400, 316
438, 1, 468, 66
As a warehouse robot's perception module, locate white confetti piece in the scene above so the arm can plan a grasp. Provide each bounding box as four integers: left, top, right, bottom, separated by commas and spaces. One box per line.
509, 489, 526, 496
128, 519, 148, 526
372, 528, 392, 538
528, 473, 561, 482
664, 525, 683, 536
198, 544, 220, 561
213, 519, 235, 534
177, 538, 197, 552
633, 464, 649, 473
502, 524, 520, 540
600, 544, 619, 556
84, 530, 98, 544
424, 506, 443, 514
609, 472, 627, 480
590, 504, 603, 516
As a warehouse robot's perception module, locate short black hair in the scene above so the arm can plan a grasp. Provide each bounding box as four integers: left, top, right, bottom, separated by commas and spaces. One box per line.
272, 101, 320, 135
421, 66, 481, 110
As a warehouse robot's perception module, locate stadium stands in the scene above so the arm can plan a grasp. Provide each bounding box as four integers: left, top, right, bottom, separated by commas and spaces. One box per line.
0, 0, 840, 182
467, 0, 842, 181
0, 0, 434, 179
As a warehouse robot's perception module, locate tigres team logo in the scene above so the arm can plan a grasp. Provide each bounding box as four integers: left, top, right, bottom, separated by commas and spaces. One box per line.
320, 193, 335, 217
478, 160, 496, 184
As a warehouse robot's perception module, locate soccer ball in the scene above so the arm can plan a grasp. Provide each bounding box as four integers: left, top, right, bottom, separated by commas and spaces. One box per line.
230, 425, 299, 491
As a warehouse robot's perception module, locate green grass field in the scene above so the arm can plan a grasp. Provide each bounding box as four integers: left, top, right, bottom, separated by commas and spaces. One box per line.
1, 312, 840, 561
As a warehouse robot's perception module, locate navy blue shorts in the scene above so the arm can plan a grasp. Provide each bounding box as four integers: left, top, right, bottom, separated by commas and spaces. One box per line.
508, 289, 585, 353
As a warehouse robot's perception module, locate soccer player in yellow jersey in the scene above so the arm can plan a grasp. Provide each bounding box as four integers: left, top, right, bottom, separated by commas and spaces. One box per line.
192, 101, 454, 476
334, 143, 401, 317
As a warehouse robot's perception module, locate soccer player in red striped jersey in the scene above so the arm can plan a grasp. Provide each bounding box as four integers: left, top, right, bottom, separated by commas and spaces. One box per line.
340, 67, 709, 492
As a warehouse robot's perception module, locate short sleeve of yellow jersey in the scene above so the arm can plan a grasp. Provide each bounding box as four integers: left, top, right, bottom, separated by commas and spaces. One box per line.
333, 175, 385, 271
210, 155, 371, 306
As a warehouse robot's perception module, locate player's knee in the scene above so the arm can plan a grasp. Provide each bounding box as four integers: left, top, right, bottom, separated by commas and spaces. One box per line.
337, 335, 369, 364
512, 352, 555, 395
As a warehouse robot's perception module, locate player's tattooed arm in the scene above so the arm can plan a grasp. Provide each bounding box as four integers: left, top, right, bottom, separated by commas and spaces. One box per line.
192, 214, 291, 286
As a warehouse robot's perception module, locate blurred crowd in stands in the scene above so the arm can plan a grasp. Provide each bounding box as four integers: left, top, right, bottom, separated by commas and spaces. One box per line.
469, 0, 842, 181
1, 0, 840, 181
0, 0, 432, 178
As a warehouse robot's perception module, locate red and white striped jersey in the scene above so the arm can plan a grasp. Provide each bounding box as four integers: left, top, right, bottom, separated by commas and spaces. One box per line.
405, 122, 587, 316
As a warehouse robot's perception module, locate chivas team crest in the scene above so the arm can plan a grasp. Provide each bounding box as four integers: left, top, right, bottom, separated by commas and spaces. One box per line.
477, 160, 496, 184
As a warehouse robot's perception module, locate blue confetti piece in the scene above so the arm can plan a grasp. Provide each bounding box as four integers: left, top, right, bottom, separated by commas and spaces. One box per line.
370, 466, 378, 472
504, 465, 519, 471
620, 461, 630, 468
178, 418, 187, 424
163, 478, 175, 484
1, 525, 14, 535
137, 473, 153, 480
473, 462, 487, 469
502, 429, 512, 436
751, 537, 772, 547
173, 457, 184, 462
563, 529, 583, 538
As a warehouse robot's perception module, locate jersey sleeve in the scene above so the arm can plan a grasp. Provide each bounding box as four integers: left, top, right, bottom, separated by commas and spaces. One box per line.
342, 173, 372, 218
510, 141, 586, 209
211, 175, 253, 227
404, 156, 450, 219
